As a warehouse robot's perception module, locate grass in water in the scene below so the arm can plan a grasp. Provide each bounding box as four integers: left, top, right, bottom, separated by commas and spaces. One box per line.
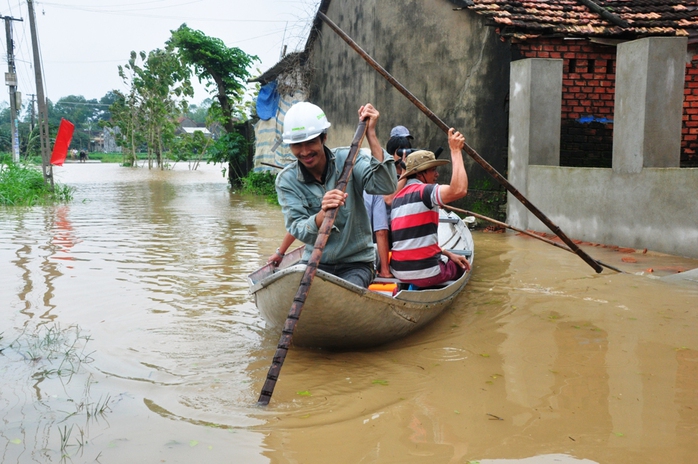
0, 162, 74, 206
238, 170, 278, 204
11, 323, 95, 379
2, 322, 113, 460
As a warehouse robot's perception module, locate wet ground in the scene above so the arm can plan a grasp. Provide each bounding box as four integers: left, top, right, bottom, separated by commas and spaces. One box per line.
1, 163, 696, 463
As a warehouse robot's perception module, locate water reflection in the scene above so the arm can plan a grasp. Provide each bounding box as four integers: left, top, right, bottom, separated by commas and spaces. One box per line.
0, 163, 696, 463
8, 207, 69, 322
1, 164, 272, 463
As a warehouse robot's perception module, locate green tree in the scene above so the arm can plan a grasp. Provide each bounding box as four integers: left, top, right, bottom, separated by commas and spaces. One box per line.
51, 96, 93, 150
167, 24, 259, 184
104, 88, 142, 166
96, 91, 119, 122
186, 98, 213, 124
52, 95, 96, 126
171, 129, 212, 170
111, 49, 193, 169
0, 103, 12, 152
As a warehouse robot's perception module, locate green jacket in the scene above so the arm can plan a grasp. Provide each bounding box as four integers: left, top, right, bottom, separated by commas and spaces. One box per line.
275, 146, 397, 264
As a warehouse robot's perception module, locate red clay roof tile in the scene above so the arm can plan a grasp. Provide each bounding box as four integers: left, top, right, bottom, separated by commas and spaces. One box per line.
467, 0, 698, 40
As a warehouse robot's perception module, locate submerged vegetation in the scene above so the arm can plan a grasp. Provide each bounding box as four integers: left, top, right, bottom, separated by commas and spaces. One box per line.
2, 323, 112, 460
238, 170, 278, 203
10, 323, 94, 378
0, 162, 74, 206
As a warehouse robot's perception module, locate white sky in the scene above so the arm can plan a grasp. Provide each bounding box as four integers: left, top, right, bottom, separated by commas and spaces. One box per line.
0, 0, 320, 108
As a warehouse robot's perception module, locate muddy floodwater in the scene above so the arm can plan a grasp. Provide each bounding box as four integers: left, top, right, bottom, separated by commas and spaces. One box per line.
1, 163, 697, 464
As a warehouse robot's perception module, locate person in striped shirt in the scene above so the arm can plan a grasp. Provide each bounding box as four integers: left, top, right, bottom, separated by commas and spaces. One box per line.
389, 128, 470, 287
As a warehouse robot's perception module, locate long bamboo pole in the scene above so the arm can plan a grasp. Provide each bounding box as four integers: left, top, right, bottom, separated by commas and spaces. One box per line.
257, 119, 368, 406
317, 12, 603, 274
444, 205, 625, 274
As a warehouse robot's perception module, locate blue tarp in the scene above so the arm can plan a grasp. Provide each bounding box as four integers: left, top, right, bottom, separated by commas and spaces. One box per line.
577, 115, 613, 124
256, 82, 280, 121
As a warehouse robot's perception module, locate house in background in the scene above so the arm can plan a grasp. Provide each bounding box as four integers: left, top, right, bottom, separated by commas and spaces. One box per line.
466, 0, 698, 168
102, 127, 121, 153
253, 0, 695, 216
251, 0, 697, 258
176, 117, 214, 138
250, 43, 321, 172
179, 126, 212, 137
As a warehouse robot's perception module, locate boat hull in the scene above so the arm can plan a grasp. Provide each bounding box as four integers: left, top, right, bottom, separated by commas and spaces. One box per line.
248, 211, 474, 349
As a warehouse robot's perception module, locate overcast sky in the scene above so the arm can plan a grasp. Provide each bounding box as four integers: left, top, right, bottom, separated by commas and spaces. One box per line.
0, 0, 319, 108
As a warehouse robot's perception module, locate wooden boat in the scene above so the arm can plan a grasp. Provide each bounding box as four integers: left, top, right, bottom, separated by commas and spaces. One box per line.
248, 210, 474, 349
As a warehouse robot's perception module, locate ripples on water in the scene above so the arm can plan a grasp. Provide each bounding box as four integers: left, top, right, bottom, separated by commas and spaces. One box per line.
1, 164, 274, 463
1, 163, 697, 464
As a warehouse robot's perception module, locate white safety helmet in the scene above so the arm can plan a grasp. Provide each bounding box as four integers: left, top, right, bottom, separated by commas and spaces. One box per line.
282, 102, 331, 144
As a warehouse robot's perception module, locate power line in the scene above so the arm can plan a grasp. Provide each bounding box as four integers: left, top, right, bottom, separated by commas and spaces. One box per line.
38, 1, 302, 22
0, 0, 319, 104
54, 101, 111, 107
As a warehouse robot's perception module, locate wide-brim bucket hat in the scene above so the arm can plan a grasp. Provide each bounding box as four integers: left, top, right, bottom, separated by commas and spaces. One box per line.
399, 150, 450, 180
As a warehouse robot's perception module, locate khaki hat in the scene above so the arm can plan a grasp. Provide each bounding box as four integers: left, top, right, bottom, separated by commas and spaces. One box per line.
399, 150, 450, 180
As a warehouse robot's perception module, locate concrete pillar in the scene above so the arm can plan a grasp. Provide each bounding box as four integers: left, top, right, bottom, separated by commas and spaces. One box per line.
507, 58, 563, 228
612, 37, 687, 174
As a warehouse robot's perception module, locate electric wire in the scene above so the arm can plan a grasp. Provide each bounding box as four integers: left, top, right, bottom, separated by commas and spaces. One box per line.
0, 0, 319, 105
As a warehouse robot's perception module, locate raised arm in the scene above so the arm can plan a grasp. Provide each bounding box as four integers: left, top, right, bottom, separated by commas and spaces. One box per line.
438, 128, 468, 205
358, 103, 384, 162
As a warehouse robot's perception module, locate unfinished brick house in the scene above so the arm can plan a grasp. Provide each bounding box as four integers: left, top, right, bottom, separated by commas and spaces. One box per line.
466, 0, 698, 167
254, 0, 697, 221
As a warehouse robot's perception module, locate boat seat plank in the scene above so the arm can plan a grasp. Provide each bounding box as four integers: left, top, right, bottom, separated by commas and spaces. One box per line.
445, 249, 472, 257
371, 277, 458, 287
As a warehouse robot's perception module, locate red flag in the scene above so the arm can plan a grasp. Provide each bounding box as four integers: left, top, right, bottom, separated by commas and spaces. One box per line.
50, 118, 75, 166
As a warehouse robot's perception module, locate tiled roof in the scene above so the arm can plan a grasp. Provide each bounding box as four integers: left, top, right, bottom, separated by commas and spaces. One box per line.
466, 0, 698, 41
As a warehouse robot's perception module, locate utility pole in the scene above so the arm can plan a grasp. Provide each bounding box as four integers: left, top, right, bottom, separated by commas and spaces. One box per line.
2, 14, 23, 163
27, 0, 52, 187
28, 93, 35, 131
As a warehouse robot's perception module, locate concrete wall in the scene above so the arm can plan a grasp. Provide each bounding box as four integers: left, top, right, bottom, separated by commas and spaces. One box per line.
525, 166, 698, 258
613, 37, 686, 173
508, 59, 562, 229
508, 38, 698, 259
309, 0, 511, 191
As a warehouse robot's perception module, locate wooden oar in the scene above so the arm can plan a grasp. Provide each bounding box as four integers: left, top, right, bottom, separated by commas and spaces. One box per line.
257, 119, 369, 406
444, 205, 625, 274
317, 12, 603, 274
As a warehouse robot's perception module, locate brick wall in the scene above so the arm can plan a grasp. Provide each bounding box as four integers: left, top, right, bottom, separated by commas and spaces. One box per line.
683, 54, 698, 167
515, 38, 698, 168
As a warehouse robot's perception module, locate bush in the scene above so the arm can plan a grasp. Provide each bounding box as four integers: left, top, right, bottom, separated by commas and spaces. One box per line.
84, 152, 123, 163
0, 163, 74, 206
238, 170, 278, 203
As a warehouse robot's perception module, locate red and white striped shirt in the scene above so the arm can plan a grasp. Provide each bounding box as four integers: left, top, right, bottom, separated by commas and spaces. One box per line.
390, 180, 444, 281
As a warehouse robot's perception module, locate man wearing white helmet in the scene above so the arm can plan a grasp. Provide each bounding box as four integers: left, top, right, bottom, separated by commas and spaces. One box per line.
275, 102, 397, 288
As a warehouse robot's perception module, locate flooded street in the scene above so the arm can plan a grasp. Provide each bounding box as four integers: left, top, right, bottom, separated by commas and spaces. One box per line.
1, 163, 697, 463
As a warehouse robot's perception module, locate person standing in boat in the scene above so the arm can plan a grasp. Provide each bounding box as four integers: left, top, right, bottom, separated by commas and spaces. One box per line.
275, 101, 397, 288
389, 128, 470, 287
